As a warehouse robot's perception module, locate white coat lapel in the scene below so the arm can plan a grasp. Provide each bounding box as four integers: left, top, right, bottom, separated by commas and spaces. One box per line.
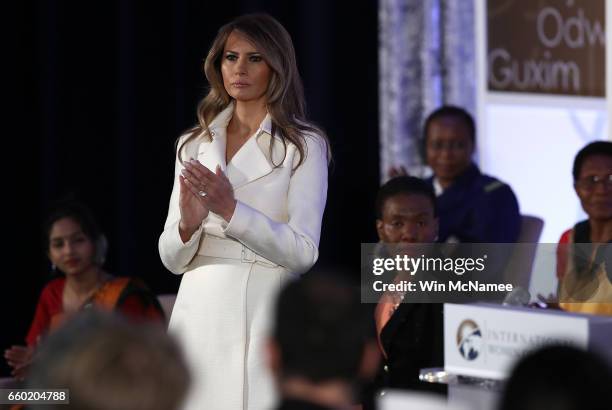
196, 104, 234, 173
196, 107, 282, 189
227, 133, 274, 189
197, 128, 227, 173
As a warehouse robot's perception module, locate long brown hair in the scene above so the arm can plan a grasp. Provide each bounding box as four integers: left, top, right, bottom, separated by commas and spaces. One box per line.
178, 13, 330, 168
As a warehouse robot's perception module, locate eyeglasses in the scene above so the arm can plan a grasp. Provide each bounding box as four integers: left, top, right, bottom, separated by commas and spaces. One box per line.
575, 174, 612, 190
427, 140, 469, 152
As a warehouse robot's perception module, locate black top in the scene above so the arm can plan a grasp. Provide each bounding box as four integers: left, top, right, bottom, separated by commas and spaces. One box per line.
362, 303, 446, 410
276, 397, 338, 410
430, 163, 520, 243
377, 302, 445, 392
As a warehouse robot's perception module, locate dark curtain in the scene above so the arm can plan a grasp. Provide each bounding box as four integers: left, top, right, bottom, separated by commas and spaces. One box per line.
2, 0, 379, 376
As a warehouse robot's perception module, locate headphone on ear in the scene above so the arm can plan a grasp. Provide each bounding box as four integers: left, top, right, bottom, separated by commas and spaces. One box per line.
419, 117, 431, 164
419, 136, 428, 164
94, 234, 108, 266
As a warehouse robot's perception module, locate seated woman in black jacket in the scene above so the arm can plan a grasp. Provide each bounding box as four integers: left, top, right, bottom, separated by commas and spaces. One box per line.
371, 176, 445, 397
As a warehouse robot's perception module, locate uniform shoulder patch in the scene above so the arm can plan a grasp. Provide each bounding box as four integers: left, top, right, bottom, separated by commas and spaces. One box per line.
484, 180, 504, 193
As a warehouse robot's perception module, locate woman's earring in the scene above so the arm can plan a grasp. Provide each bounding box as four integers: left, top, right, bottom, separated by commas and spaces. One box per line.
51, 264, 57, 273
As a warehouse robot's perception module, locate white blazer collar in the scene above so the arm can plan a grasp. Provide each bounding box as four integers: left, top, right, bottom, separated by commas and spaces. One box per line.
197, 103, 282, 189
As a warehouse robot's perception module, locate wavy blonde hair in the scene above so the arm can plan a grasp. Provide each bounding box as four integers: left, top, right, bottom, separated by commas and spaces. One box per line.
178, 13, 330, 168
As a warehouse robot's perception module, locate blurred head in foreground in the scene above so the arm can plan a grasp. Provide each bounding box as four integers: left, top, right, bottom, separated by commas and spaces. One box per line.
268, 274, 379, 408
28, 311, 190, 410
500, 344, 612, 410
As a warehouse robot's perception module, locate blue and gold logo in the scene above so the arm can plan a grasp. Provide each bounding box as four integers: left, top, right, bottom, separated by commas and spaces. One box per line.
457, 319, 482, 361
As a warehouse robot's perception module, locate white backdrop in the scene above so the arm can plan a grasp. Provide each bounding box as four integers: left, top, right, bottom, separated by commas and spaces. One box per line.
474, 0, 610, 297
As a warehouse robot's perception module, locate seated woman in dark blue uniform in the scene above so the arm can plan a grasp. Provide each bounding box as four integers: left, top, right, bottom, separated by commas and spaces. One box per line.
424, 106, 520, 243
391, 106, 521, 243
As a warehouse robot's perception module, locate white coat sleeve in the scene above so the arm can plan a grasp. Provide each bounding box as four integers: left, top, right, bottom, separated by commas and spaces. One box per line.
223, 135, 328, 274
158, 136, 205, 275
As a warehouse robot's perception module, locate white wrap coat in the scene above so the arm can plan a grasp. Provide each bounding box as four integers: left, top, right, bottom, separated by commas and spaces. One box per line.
158, 104, 328, 410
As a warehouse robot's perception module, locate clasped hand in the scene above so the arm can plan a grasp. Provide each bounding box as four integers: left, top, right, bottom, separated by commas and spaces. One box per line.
4, 345, 35, 381
179, 159, 237, 233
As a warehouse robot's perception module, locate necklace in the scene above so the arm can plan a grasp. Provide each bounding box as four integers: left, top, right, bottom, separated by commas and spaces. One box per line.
63, 270, 108, 312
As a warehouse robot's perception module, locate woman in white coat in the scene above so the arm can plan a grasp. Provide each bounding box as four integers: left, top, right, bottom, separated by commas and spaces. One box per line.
158, 13, 329, 410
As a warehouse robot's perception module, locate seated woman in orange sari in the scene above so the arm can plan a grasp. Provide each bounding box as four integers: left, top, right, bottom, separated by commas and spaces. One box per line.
557, 142, 612, 316
4, 201, 164, 380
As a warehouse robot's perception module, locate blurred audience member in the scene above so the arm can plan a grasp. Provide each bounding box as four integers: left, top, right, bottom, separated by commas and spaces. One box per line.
499, 344, 612, 410
4, 201, 164, 380
389, 106, 520, 243
268, 274, 379, 409
27, 311, 190, 410
371, 176, 445, 398
557, 141, 612, 315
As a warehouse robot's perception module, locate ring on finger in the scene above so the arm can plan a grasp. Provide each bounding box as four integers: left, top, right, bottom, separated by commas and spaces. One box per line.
198, 190, 207, 197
